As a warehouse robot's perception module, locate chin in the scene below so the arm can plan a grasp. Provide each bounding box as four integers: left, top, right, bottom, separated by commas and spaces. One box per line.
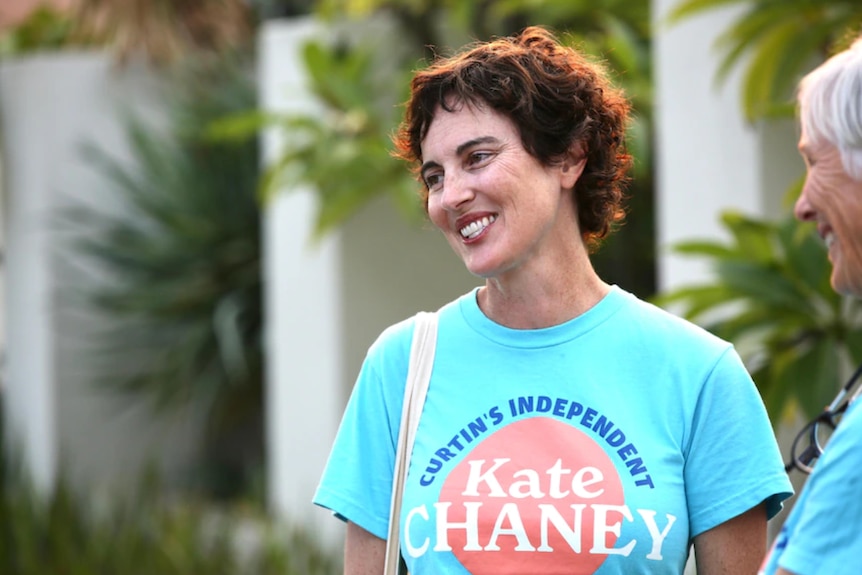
841, 286, 862, 299
831, 273, 862, 299
466, 267, 496, 280
461, 256, 502, 279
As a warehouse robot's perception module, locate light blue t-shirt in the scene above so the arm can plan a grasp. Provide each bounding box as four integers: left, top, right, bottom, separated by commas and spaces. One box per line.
315, 287, 792, 574
760, 398, 862, 575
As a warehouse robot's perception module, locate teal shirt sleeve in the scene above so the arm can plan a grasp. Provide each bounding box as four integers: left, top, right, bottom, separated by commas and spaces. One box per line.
778, 400, 862, 574
312, 317, 413, 539
684, 347, 793, 537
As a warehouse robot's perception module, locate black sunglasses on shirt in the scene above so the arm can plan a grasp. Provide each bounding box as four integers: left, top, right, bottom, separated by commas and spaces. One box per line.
785, 361, 862, 475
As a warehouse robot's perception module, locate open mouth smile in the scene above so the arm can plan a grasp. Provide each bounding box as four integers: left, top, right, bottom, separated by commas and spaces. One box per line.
459, 215, 497, 239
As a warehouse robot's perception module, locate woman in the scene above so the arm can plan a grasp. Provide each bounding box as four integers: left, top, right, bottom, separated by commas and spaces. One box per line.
315, 26, 792, 574
759, 35, 862, 575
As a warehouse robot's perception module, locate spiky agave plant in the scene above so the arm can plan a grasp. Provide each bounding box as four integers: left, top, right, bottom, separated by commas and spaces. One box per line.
59, 54, 263, 499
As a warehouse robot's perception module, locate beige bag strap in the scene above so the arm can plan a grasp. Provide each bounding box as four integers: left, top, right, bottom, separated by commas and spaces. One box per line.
384, 311, 438, 575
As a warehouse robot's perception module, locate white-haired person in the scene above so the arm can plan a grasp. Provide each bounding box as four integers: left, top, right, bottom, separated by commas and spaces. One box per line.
760, 34, 862, 575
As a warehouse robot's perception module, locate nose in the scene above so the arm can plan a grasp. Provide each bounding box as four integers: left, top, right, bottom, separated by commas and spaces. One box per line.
439, 172, 474, 211
794, 182, 816, 222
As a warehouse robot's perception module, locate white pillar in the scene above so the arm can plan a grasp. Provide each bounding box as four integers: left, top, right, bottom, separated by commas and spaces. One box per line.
1, 55, 66, 492
259, 18, 344, 547
652, 0, 802, 292
653, 1, 758, 291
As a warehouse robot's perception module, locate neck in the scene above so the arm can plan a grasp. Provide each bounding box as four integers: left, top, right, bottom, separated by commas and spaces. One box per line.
477, 257, 610, 329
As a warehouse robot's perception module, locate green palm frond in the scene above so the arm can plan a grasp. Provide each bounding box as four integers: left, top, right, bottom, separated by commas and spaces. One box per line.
667, 0, 862, 121
209, 36, 423, 237
666, 0, 747, 22
654, 210, 862, 421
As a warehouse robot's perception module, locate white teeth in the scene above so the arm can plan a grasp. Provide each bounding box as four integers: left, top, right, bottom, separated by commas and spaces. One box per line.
459, 215, 496, 239
825, 232, 835, 249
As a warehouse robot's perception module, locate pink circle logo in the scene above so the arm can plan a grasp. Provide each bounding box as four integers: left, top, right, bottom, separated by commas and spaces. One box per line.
438, 417, 624, 574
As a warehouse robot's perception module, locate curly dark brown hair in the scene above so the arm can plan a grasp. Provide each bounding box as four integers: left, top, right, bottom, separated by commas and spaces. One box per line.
392, 26, 632, 248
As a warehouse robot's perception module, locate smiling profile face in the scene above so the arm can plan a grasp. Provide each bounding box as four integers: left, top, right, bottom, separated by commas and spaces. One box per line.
795, 128, 862, 297
420, 101, 584, 281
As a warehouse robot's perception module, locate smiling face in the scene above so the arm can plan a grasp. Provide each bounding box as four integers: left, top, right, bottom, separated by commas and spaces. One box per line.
420, 101, 585, 281
795, 129, 862, 297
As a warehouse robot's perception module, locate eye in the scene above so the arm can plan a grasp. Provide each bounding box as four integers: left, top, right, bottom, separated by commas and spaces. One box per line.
424, 170, 443, 192
467, 150, 493, 167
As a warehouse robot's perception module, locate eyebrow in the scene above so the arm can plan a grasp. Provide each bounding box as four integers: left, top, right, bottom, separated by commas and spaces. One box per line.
420, 136, 501, 180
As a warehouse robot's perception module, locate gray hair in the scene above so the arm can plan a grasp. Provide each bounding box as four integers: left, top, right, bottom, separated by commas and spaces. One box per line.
798, 36, 862, 181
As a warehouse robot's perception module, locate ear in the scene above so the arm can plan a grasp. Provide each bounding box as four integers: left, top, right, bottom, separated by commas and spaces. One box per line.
559, 143, 587, 190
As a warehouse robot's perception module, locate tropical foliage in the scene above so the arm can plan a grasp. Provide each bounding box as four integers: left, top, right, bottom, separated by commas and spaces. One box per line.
0, 400, 340, 575
655, 211, 862, 422
0, 5, 84, 56
667, 0, 862, 121
58, 55, 264, 499
657, 0, 862, 423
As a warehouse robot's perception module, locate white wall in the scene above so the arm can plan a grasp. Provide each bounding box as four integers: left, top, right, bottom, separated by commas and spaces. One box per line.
1, 55, 59, 492
0, 52, 201, 497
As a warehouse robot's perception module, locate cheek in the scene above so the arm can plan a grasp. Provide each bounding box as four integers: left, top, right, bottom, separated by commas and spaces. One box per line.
824, 188, 862, 291
806, 168, 858, 215
426, 196, 448, 231
817, 170, 862, 221
804, 171, 833, 204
